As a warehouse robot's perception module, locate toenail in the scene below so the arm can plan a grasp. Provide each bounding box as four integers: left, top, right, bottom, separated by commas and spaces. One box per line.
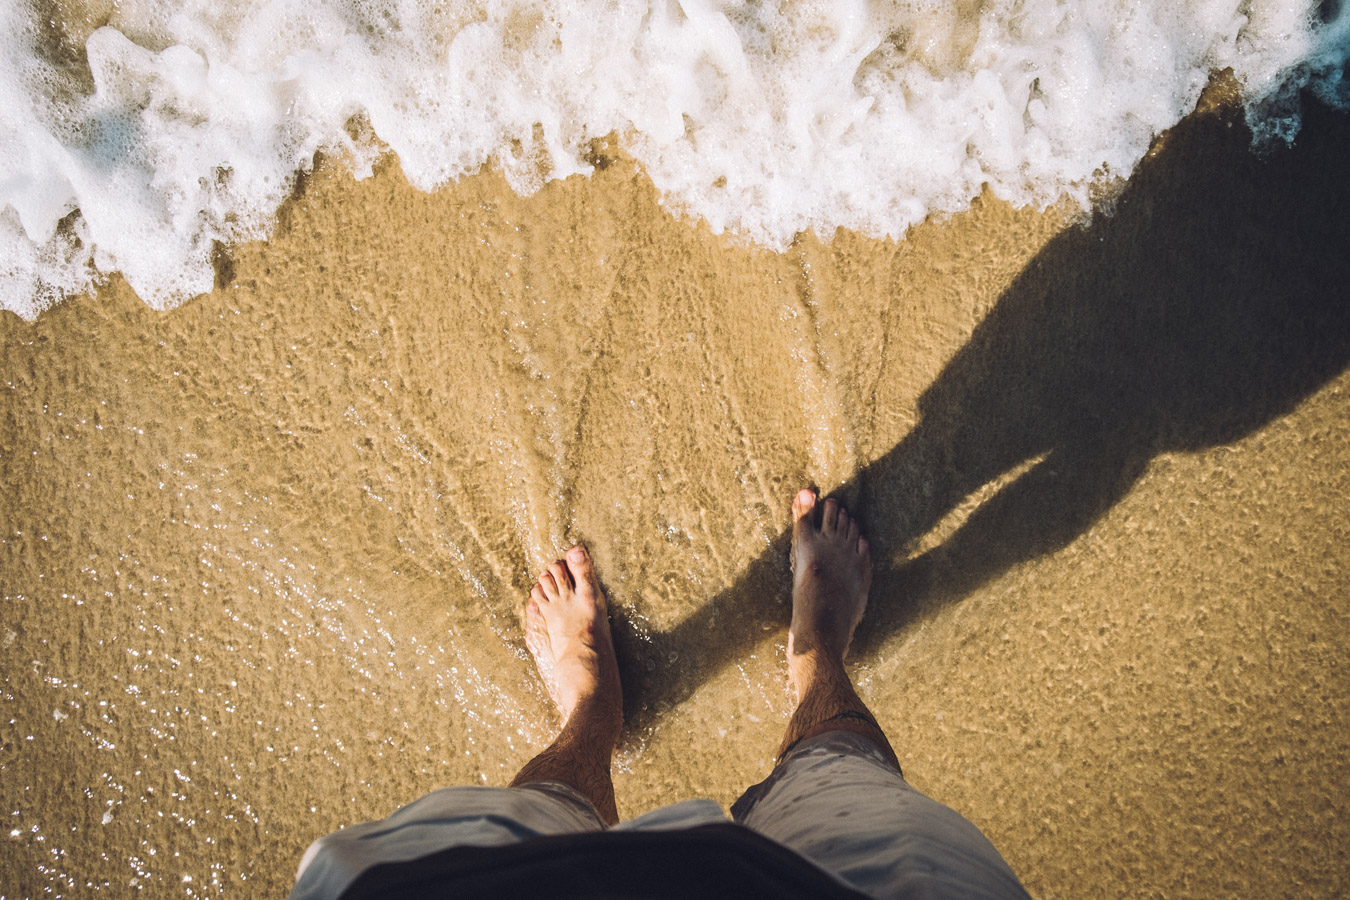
567, 546, 586, 562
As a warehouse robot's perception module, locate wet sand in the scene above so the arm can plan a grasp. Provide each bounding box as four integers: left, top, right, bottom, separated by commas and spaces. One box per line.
2, 88, 1348, 898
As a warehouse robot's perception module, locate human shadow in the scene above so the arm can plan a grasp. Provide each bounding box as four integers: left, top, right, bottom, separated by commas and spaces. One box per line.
615, 92, 1350, 733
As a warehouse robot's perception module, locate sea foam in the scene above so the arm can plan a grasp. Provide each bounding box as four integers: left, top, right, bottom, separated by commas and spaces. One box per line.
1, 0, 1346, 318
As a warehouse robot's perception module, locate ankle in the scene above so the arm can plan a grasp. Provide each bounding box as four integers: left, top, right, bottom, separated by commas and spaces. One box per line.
787, 647, 846, 699
565, 688, 623, 737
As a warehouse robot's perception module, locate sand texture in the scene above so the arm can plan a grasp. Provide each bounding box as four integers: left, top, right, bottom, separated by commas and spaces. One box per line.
2, 91, 1348, 898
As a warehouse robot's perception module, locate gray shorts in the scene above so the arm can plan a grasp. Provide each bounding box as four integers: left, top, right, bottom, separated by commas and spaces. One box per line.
291, 731, 1030, 900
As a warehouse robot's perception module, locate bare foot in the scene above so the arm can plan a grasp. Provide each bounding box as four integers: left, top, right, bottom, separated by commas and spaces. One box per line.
788, 489, 872, 694
524, 546, 622, 726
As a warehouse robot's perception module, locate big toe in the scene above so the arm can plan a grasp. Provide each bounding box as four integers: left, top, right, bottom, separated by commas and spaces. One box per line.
565, 545, 595, 592
793, 488, 818, 532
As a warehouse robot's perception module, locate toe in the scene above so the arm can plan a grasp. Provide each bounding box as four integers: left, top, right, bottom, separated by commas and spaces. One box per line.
793, 488, 816, 522
524, 597, 546, 653
788, 488, 820, 553
847, 518, 859, 544
530, 584, 547, 605
538, 568, 559, 598
857, 536, 870, 560
792, 489, 818, 546
547, 560, 572, 593
822, 497, 840, 532
565, 545, 595, 593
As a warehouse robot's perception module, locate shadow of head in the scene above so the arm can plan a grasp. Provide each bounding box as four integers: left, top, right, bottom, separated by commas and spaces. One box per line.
929, 96, 1350, 459
618, 93, 1350, 733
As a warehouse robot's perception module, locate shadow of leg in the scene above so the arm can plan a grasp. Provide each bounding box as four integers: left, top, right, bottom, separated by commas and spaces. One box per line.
856, 433, 1150, 656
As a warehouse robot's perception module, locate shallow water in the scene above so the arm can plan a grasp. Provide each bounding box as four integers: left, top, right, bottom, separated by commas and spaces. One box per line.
3, 0, 1347, 314
3, 92, 1350, 899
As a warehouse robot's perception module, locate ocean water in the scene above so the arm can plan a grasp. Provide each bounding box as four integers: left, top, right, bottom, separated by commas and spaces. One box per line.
1, 0, 1346, 318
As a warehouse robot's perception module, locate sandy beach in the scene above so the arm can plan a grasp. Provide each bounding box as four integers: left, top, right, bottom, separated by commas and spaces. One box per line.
2, 83, 1348, 898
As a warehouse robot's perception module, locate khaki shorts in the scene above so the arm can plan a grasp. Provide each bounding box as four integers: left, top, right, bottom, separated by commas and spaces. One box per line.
291, 731, 1030, 900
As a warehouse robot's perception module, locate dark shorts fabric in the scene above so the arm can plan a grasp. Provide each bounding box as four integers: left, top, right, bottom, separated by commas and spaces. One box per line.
290, 731, 1031, 900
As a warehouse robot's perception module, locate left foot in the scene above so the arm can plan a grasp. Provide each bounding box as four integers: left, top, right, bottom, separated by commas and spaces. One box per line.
524, 546, 623, 726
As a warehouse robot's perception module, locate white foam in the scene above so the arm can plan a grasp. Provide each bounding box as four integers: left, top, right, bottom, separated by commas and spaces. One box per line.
1, 0, 1346, 318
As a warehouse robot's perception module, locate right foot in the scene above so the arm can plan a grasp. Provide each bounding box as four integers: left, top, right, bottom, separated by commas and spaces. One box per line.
788, 489, 872, 692
524, 546, 623, 726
